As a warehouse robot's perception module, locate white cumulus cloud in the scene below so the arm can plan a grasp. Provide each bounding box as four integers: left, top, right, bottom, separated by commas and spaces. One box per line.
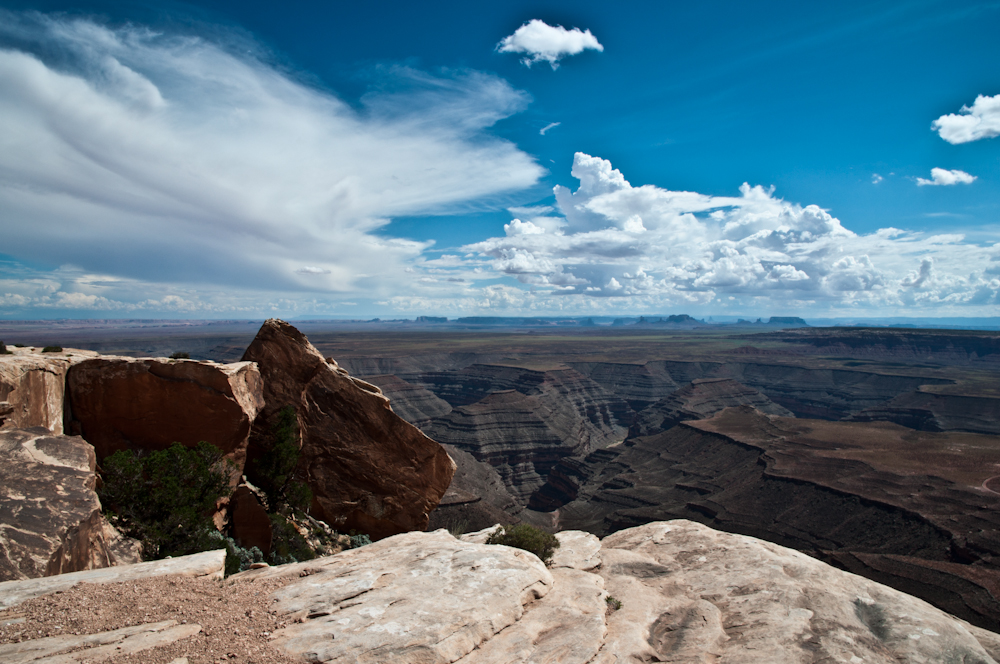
460, 153, 999, 313
497, 20, 603, 69
932, 94, 1000, 144
916, 168, 977, 186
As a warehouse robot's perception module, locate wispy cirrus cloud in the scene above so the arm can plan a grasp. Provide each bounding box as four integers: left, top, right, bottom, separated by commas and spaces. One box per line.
932, 94, 1000, 144
0, 11, 542, 314
916, 168, 977, 186
497, 20, 603, 69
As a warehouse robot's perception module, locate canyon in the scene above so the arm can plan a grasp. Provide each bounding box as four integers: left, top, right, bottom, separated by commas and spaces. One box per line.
2, 320, 1000, 660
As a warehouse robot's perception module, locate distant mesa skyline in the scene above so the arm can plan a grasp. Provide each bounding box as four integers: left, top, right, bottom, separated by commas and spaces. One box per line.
0, 2, 997, 319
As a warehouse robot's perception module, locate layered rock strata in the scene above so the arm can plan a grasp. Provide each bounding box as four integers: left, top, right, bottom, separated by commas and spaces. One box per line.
630, 376, 793, 437
0, 428, 140, 582
241, 319, 455, 540
66, 357, 263, 480
850, 390, 1000, 435
361, 374, 452, 427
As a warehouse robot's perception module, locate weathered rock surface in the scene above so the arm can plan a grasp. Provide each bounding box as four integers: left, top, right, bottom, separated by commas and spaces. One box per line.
229, 484, 273, 555
0, 548, 225, 609
0, 352, 80, 434
234, 529, 553, 663
0, 620, 202, 663
630, 377, 793, 437
66, 357, 263, 479
0, 428, 140, 582
6, 522, 1000, 663
596, 521, 1000, 663
241, 319, 455, 540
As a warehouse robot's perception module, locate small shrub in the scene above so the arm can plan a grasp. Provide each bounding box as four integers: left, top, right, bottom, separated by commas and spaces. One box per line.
605, 596, 623, 611
206, 530, 263, 576
446, 519, 469, 538
169, 351, 190, 359
0, 341, 9, 355
349, 532, 372, 548
13, 344, 26, 348
485, 524, 560, 563
41, 345, 63, 353
854, 598, 889, 640
253, 405, 312, 512
98, 442, 233, 560
268, 513, 315, 566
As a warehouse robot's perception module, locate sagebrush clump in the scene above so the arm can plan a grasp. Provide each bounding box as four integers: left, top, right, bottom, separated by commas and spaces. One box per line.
485, 524, 560, 563
0, 341, 9, 355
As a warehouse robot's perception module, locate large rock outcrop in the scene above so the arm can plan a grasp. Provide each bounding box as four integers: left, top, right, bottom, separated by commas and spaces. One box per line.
232, 521, 1000, 663
65, 357, 263, 478
0, 428, 140, 582
7, 522, 1000, 662
0, 351, 87, 434
241, 319, 455, 540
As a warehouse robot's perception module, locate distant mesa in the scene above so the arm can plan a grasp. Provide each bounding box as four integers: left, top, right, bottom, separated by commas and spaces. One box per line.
415, 316, 447, 323
767, 316, 809, 327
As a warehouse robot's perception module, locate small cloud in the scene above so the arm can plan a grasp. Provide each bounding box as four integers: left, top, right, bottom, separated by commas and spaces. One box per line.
916, 168, 976, 187
296, 266, 331, 274
504, 219, 546, 236
932, 94, 1000, 144
497, 19, 603, 69
540, 121, 561, 135
871, 174, 883, 184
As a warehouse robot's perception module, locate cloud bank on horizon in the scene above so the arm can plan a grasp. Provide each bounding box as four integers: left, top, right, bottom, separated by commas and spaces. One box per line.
396, 153, 996, 315
497, 19, 603, 69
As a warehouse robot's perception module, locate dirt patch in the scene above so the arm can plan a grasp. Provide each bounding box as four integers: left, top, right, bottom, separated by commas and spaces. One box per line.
0, 574, 303, 664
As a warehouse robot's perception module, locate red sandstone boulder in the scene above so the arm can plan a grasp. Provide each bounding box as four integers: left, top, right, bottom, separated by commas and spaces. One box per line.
65, 358, 264, 481
0, 428, 141, 581
229, 484, 273, 555
241, 319, 456, 540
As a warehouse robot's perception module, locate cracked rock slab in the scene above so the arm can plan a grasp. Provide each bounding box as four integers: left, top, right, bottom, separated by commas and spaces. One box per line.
0, 549, 225, 609
234, 529, 552, 663
0, 428, 139, 582
594, 520, 1000, 664
455, 567, 606, 664
0, 620, 201, 663
551, 530, 601, 571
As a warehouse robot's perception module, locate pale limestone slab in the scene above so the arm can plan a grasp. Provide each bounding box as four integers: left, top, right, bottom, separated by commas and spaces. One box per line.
551, 530, 601, 571
238, 529, 551, 663
0, 549, 225, 609
594, 520, 1000, 664
0, 620, 201, 663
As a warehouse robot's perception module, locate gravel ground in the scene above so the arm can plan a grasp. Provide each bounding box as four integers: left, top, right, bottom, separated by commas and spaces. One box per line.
0, 574, 305, 664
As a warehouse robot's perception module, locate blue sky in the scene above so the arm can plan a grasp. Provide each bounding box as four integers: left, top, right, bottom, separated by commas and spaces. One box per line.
0, 0, 998, 318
